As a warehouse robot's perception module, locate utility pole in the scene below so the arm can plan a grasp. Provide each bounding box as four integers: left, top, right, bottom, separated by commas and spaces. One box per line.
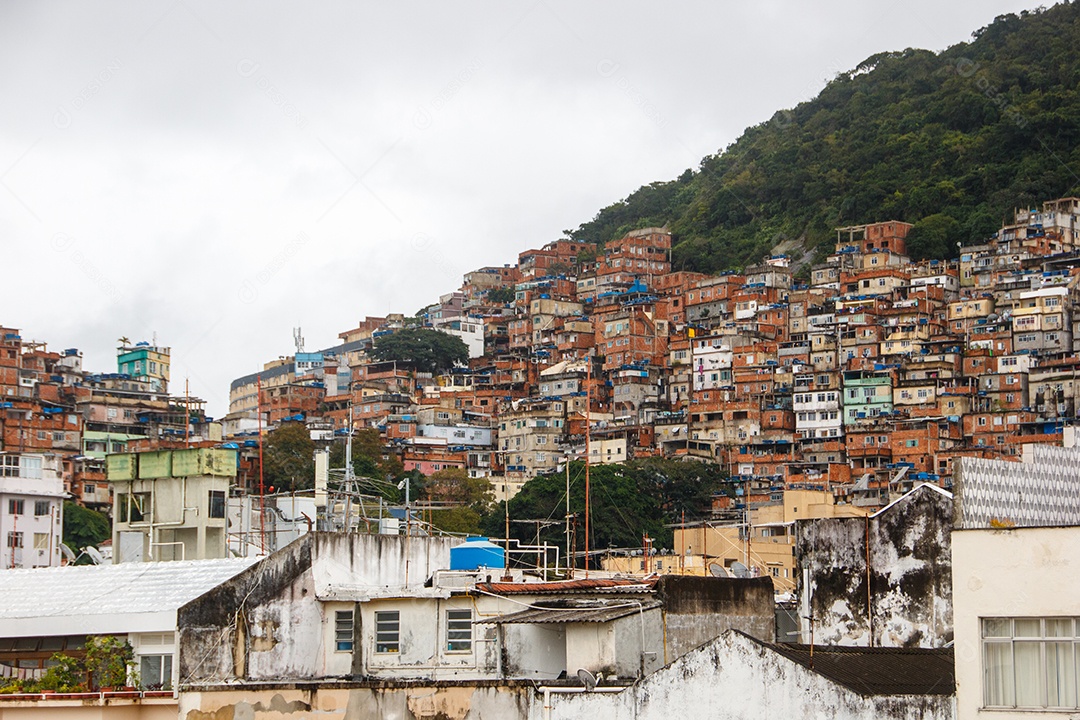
565, 453, 572, 578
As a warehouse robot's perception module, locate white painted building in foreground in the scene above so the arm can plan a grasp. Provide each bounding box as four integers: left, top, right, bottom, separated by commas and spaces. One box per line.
0, 452, 65, 570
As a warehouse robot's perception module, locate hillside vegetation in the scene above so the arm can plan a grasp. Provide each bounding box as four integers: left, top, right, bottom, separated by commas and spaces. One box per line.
569, 3, 1080, 269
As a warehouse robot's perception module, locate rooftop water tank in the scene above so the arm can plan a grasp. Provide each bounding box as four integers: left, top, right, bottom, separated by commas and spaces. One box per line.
450, 537, 505, 571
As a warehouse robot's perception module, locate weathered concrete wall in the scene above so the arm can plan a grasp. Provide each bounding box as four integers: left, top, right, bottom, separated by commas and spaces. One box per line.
502, 624, 566, 680
179, 533, 474, 685
179, 534, 316, 683
179, 683, 537, 720
797, 486, 952, 648
549, 631, 953, 720
312, 533, 456, 595
176, 632, 952, 720
655, 575, 775, 658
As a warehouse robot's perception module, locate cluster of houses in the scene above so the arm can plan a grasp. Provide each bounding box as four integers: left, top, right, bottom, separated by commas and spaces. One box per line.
3, 197, 1080, 718
1, 442, 1078, 719
225, 198, 1080, 501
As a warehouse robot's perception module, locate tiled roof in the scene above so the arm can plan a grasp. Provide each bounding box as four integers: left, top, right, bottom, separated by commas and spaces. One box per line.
759, 638, 955, 696
475, 578, 657, 595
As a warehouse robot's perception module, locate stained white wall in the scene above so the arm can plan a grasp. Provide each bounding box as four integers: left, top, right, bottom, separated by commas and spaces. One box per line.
953, 525, 1080, 720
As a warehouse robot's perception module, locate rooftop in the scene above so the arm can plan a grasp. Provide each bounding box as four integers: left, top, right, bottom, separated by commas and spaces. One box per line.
760, 638, 955, 696
0, 558, 258, 637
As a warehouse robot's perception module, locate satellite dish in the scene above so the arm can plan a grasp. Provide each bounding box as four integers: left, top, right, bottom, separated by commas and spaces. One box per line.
84, 546, 106, 565
577, 668, 600, 691
709, 563, 728, 578
60, 544, 76, 562
731, 561, 750, 579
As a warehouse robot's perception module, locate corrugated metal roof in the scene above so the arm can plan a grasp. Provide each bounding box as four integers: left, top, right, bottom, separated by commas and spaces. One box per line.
476, 578, 657, 595
0, 558, 258, 634
762, 640, 955, 696
492, 600, 661, 625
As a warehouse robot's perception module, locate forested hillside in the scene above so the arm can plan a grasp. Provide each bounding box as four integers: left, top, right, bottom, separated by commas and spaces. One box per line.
569, 3, 1080, 270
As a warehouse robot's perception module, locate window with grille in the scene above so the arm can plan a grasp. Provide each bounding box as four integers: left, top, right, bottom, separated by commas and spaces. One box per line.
335, 610, 354, 652
446, 609, 473, 652
375, 611, 399, 653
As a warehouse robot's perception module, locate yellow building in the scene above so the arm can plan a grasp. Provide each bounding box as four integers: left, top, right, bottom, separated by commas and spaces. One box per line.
603, 489, 870, 594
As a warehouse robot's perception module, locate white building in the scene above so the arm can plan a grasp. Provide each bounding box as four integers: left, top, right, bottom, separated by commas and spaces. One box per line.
0, 453, 65, 569
953, 445, 1080, 717
0, 557, 255, 700
431, 316, 485, 359
793, 388, 842, 440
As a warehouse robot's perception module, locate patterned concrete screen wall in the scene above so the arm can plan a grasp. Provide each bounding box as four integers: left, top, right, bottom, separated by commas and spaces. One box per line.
953, 444, 1080, 529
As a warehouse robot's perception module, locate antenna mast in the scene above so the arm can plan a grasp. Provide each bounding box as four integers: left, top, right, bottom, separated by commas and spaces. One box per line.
584, 356, 591, 579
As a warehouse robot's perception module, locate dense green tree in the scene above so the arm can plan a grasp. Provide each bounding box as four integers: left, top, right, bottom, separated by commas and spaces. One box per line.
486, 286, 516, 304
422, 468, 495, 534
481, 459, 727, 567
62, 501, 111, 557
371, 328, 469, 374
906, 213, 963, 260
263, 421, 315, 491
566, 5, 1080, 273
329, 428, 405, 485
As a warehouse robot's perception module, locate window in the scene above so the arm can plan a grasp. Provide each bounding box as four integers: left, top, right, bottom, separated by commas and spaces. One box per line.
375, 611, 400, 653
8, 499, 24, 515
130, 492, 150, 522
335, 610, 354, 652
34, 501, 49, 516
208, 490, 226, 519
6, 532, 23, 548
139, 654, 173, 690
1, 456, 18, 476
117, 493, 128, 523
983, 617, 1079, 709
33, 533, 49, 549
446, 608, 473, 652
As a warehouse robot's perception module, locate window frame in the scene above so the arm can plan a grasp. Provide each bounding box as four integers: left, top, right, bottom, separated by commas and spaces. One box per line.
334, 610, 355, 652
375, 610, 400, 654
982, 616, 1080, 710
445, 608, 473, 653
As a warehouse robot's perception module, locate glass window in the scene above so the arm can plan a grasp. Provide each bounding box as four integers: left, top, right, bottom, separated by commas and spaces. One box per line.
335, 610, 354, 652
982, 617, 1080, 709
446, 609, 473, 652
8, 499, 24, 515
34, 501, 50, 516
208, 490, 226, 519
140, 654, 173, 690
375, 611, 400, 653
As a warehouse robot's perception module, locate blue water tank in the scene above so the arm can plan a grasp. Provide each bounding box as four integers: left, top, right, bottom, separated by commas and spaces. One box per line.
450, 537, 505, 571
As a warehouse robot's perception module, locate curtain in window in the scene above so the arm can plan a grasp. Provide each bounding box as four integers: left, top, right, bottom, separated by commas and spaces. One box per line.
1014, 642, 1043, 708
1047, 642, 1076, 708
985, 641, 1014, 707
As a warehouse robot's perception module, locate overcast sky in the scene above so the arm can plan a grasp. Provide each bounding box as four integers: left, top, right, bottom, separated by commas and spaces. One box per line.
1, 1, 1041, 417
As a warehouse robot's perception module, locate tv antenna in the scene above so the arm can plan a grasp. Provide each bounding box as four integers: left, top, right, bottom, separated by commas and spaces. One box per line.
293, 327, 305, 354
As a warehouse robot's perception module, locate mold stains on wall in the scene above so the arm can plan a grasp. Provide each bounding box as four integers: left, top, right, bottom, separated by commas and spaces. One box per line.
797, 486, 953, 648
